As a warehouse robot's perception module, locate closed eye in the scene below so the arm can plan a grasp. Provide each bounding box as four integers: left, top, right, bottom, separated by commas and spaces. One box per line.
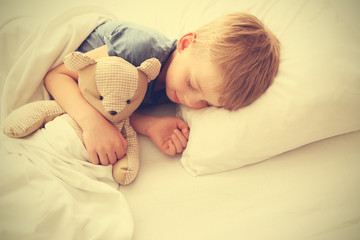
187, 78, 196, 90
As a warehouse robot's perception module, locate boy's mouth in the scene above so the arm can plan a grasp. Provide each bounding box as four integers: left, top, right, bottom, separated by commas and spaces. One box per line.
174, 91, 181, 104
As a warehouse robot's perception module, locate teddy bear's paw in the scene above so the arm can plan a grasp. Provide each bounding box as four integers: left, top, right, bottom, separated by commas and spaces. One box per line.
63, 52, 96, 71
112, 156, 139, 185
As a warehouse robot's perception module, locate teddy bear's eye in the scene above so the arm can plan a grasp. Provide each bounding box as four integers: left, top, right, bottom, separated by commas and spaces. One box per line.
126, 100, 131, 104
99, 96, 103, 100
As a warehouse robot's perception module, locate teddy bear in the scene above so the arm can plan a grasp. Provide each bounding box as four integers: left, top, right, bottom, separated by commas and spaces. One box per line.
2, 51, 161, 185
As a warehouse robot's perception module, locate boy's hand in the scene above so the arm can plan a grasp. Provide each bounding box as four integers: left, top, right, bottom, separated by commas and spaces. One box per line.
82, 115, 127, 166
146, 117, 190, 156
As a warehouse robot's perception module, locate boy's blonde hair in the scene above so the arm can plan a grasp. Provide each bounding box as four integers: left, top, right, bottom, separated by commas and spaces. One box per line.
190, 12, 280, 110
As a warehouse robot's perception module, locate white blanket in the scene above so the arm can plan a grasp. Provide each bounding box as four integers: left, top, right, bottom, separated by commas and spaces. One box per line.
0, 7, 133, 240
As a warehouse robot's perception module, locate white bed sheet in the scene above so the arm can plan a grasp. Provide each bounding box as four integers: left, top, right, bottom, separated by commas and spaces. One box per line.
1, 0, 359, 239
122, 104, 360, 240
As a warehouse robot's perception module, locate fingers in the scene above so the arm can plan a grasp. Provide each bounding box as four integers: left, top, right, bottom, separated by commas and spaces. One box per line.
170, 129, 188, 154
167, 140, 176, 156
89, 150, 117, 166
176, 119, 190, 139
119, 134, 128, 152
114, 133, 127, 161
164, 118, 190, 156
173, 129, 188, 148
98, 152, 110, 166
87, 138, 127, 166
89, 150, 100, 165
107, 152, 118, 165
180, 126, 189, 139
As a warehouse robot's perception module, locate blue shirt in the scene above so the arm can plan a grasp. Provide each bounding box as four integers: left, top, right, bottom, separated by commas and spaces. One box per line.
77, 21, 177, 108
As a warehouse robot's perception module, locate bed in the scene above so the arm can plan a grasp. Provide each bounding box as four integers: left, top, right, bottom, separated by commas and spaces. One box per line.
1, 0, 359, 239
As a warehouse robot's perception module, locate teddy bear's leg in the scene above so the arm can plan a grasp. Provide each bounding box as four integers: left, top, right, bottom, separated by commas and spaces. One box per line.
112, 120, 139, 185
2, 100, 66, 138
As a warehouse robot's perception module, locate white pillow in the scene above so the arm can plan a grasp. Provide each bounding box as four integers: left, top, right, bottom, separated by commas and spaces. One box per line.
178, 0, 360, 176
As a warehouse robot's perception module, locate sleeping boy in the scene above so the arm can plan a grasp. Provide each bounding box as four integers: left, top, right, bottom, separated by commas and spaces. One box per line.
44, 12, 280, 166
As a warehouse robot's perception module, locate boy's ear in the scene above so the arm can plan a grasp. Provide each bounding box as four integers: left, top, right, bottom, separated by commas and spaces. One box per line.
177, 32, 196, 52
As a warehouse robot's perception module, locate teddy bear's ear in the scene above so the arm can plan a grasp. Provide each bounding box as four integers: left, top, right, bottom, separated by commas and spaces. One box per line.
137, 58, 161, 82
63, 52, 97, 71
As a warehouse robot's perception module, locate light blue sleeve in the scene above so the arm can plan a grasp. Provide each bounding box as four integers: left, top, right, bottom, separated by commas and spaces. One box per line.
98, 21, 177, 67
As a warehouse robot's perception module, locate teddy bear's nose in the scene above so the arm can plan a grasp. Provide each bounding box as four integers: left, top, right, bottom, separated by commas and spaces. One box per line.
109, 111, 117, 116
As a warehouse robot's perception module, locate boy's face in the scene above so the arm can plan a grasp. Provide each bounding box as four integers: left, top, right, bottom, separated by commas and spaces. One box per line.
165, 33, 223, 109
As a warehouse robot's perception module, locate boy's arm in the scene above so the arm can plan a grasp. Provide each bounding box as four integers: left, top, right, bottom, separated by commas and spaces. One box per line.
44, 46, 128, 166
130, 112, 189, 156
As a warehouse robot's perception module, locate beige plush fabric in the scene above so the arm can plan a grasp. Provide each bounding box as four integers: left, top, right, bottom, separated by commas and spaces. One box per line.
95, 60, 139, 113
63, 52, 160, 185
3, 51, 160, 186
2, 101, 65, 138
114, 119, 140, 185
63, 52, 155, 185
63, 52, 97, 71
137, 57, 163, 81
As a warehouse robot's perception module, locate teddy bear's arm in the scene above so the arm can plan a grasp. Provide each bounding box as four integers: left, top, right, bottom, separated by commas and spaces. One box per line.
63, 52, 97, 72
2, 100, 66, 138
